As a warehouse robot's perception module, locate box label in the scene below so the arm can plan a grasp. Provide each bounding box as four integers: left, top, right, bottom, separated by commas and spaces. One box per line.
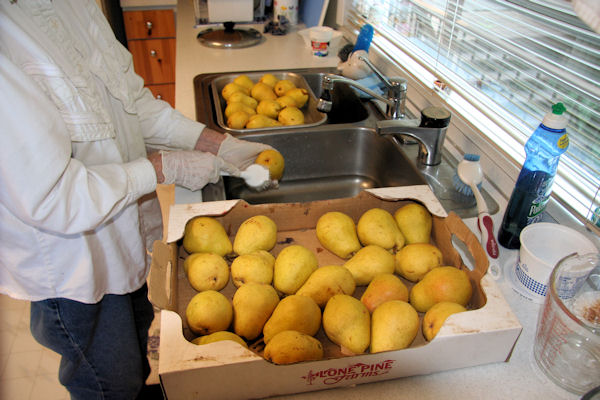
302, 360, 395, 385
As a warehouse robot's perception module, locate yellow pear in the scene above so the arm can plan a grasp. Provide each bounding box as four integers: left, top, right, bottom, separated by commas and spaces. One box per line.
357, 208, 405, 251
251, 82, 277, 101
224, 102, 256, 119
183, 216, 232, 256
275, 95, 297, 108
256, 99, 283, 119
285, 87, 309, 108
222, 82, 249, 100
233, 215, 277, 256
410, 266, 473, 313
245, 114, 282, 129
278, 106, 304, 126
259, 73, 279, 88
343, 245, 395, 286
422, 301, 467, 341
263, 295, 321, 344
191, 331, 248, 348
296, 265, 356, 308
255, 149, 285, 180
394, 203, 433, 244
273, 244, 318, 295
322, 294, 370, 355
370, 300, 419, 353
233, 74, 254, 91
184, 253, 230, 292
361, 273, 409, 313
227, 110, 251, 129
186, 290, 232, 335
232, 282, 280, 340
230, 250, 275, 287
226, 91, 258, 109
316, 211, 361, 259
395, 243, 443, 282
263, 330, 324, 365
274, 79, 296, 96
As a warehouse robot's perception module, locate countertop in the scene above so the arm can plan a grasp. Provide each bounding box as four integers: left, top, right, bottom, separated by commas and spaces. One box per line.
172, 1, 582, 398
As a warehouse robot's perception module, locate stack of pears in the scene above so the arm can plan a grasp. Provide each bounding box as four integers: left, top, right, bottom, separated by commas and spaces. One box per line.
223, 73, 310, 129
180, 200, 474, 365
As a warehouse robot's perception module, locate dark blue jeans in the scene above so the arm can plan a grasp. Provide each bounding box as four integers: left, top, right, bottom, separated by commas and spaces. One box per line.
30, 284, 155, 400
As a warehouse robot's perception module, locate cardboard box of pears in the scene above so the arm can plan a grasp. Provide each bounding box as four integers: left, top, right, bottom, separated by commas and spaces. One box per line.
149, 186, 521, 400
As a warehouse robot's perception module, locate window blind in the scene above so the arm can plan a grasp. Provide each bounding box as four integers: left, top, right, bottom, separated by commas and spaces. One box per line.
348, 0, 600, 227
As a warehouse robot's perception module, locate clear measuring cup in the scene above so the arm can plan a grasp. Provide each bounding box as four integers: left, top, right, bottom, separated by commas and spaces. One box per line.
533, 252, 600, 395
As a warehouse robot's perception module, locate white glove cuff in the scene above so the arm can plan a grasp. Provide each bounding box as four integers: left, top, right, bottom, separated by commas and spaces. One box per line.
161, 150, 224, 191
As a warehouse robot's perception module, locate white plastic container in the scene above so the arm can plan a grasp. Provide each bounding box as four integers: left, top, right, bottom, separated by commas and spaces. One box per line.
309, 26, 333, 57
509, 222, 597, 303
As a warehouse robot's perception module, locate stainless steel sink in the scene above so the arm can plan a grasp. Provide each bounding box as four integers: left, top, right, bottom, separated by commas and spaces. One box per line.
195, 69, 499, 218
202, 125, 427, 203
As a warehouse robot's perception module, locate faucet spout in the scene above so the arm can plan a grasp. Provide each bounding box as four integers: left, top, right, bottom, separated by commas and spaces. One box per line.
317, 74, 407, 120
376, 119, 449, 166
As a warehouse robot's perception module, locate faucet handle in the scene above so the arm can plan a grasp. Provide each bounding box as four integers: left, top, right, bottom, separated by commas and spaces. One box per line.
420, 106, 451, 128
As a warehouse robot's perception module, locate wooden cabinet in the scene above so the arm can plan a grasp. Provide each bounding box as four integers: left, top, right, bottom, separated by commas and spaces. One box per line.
123, 9, 176, 107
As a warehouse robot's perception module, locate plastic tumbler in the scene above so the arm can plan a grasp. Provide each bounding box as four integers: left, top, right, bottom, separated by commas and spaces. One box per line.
533, 252, 600, 395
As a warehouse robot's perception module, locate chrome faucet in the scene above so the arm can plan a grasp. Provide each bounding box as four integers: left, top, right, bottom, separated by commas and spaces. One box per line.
316, 55, 450, 166
316, 56, 408, 119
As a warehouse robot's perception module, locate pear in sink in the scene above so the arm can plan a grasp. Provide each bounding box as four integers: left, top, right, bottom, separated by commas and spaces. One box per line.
259, 73, 279, 88
285, 88, 309, 108
278, 106, 304, 126
222, 82, 249, 100
251, 82, 277, 101
227, 91, 258, 109
233, 74, 254, 91
246, 114, 282, 129
227, 110, 251, 130
225, 101, 256, 118
256, 99, 283, 119
274, 79, 296, 96
316, 211, 361, 259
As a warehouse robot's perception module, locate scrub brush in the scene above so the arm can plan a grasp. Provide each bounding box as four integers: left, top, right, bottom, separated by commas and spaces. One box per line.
453, 154, 499, 260
221, 164, 274, 191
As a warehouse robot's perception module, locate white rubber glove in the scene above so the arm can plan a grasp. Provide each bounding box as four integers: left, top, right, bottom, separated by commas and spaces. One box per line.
217, 133, 273, 170
160, 150, 240, 191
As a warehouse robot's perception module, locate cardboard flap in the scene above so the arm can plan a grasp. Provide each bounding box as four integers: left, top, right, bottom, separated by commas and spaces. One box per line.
156, 184, 176, 243
148, 240, 178, 311
433, 211, 489, 307
365, 186, 448, 217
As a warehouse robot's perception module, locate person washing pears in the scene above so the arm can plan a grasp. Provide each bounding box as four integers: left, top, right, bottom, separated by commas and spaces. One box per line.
0, 1, 271, 398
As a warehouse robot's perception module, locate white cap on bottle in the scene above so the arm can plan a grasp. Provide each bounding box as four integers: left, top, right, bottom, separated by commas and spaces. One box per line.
542, 103, 568, 130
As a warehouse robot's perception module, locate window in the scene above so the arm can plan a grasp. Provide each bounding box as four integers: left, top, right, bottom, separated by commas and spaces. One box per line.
347, 0, 600, 226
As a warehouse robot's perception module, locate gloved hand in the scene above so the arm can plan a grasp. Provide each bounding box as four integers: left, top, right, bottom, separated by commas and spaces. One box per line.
217, 133, 273, 170
160, 150, 240, 191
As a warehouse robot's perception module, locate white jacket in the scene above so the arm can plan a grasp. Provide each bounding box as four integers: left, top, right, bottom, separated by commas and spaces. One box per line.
0, 0, 204, 303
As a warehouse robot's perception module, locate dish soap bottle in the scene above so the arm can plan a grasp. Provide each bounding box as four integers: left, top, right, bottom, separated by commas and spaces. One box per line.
498, 103, 569, 249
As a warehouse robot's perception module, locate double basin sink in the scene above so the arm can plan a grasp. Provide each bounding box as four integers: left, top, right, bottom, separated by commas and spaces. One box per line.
194, 68, 498, 218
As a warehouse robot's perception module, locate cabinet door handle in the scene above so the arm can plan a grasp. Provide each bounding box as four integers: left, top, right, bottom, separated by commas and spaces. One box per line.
156, 94, 163, 99
150, 49, 157, 57
146, 21, 153, 36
